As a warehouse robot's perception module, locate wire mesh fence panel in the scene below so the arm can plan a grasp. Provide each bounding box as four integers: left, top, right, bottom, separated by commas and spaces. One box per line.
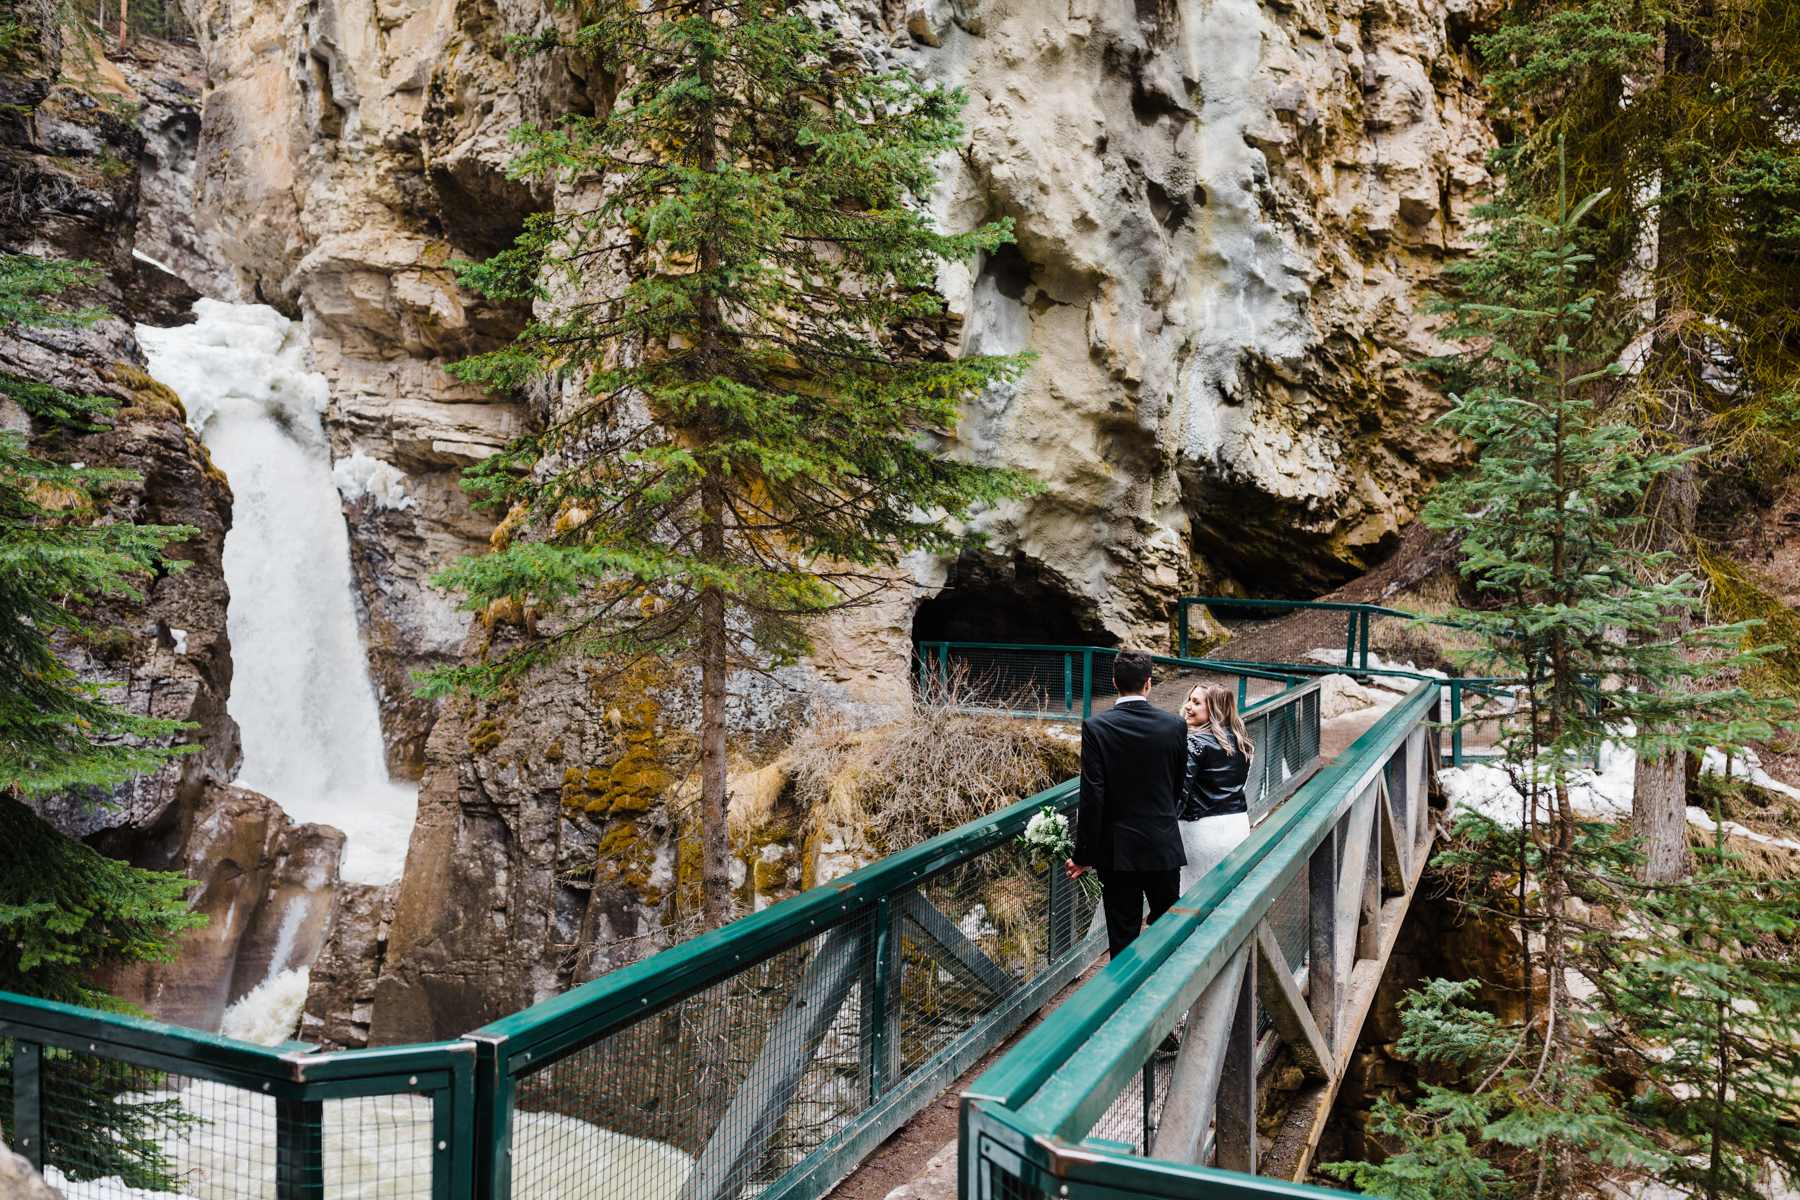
1083, 1049, 1181, 1156
922, 648, 1080, 718
1267, 869, 1309, 983
507, 910, 878, 1200
322, 1093, 436, 1199
892, 846, 1097, 1078
32, 1053, 278, 1200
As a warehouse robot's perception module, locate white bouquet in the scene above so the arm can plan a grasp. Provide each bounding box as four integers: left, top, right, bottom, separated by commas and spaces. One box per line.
1017, 806, 1101, 900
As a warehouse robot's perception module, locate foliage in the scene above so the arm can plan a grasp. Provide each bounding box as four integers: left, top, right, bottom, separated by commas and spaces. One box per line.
0, 253, 203, 1191
1326, 168, 1798, 1199
1590, 849, 1800, 1199
787, 669, 1077, 854
0, 797, 199, 1008
0, 792, 202, 1189
1477, 0, 1800, 479
428, 0, 1035, 921
1420, 175, 1778, 783
0, 253, 197, 795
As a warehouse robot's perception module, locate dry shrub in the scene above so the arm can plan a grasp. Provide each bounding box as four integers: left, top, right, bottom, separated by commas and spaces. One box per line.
788, 670, 1078, 855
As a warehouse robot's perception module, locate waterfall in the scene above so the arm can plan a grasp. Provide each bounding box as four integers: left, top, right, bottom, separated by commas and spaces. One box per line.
137, 300, 417, 886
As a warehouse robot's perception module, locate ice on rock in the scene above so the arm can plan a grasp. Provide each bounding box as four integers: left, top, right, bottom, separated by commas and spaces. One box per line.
136, 300, 417, 885
333, 450, 416, 511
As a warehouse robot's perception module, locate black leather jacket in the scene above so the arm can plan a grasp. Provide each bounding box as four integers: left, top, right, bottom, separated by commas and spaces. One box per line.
1181, 729, 1250, 820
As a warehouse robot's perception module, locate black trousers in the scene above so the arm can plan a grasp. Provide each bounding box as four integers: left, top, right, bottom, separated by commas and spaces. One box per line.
1097, 867, 1181, 959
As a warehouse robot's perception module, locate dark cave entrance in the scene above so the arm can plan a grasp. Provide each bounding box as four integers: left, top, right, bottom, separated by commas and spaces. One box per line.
911, 551, 1116, 648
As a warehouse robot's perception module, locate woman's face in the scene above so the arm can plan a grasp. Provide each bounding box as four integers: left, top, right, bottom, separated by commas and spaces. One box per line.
1183, 688, 1208, 728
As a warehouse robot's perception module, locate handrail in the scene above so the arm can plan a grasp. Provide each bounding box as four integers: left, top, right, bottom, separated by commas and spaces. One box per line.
469, 775, 1078, 1063
1176, 595, 1449, 668
914, 641, 1311, 722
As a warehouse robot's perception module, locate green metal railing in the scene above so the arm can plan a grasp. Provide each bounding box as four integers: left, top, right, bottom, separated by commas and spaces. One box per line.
0, 995, 475, 1199
2, 672, 1323, 1200
960, 682, 1444, 1200
916, 633, 1510, 769
1176, 595, 1429, 668
913, 642, 1307, 722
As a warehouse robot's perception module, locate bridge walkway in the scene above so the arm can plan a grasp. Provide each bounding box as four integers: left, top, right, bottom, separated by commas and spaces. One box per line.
826, 686, 1398, 1200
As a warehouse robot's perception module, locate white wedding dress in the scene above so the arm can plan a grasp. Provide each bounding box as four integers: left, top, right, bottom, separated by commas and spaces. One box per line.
1178, 811, 1251, 895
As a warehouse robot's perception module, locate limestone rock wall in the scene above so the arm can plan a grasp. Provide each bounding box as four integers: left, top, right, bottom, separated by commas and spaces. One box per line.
46, 0, 1502, 1040
899, 0, 1490, 635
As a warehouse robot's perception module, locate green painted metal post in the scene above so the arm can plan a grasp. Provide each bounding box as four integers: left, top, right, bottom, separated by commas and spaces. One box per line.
1238, 674, 1247, 709
1344, 612, 1356, 670
937, 642, 949, 690
1177, 602, 1190, 659
1358, 611, 1371, 671
12, 1039, 42, 1171
864, 895, 902, 1103
276, 1097, 325, 1200
1450, 680, 1464, 767
1081, 649, 1095, 719
1063, 654, 1074, 714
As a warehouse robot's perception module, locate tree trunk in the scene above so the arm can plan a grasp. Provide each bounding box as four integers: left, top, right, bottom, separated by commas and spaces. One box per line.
117, 0, 127, 52
698, 478, 732, 929
1633, 749, 1692, 881
1630, 429, 1699, 881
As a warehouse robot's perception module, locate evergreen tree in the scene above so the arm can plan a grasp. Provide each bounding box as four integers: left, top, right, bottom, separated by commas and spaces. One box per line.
0, 253, 197, 793
1477, 0, 1800, 876
0, 254, 205, 1188
1325, 168, 1796, 1200
429, 1, 1035, 924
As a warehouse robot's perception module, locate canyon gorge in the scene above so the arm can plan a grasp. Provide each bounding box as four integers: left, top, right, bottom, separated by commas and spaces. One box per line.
5, 0, 1502, 1049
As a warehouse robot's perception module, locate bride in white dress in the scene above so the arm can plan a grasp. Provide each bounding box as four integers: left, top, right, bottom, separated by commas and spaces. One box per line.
1177, 683, 1254, 895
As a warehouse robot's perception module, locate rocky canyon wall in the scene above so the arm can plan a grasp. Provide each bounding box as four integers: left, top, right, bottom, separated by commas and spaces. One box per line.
7, 0, 1499, 1043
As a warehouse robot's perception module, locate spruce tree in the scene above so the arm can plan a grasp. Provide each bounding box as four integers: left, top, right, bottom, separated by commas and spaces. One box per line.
1326, 169, 1798, 1200
1, 253, 198, 793
1477, 0, 1800, 876
0, 253, 205, 1188
430, 2, 1034, 925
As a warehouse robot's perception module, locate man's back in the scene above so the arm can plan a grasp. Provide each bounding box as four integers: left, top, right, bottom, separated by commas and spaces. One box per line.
1074, 699, 1189, 871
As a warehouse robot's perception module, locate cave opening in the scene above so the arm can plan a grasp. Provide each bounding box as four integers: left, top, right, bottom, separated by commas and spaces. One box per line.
911, 551, 1116, 648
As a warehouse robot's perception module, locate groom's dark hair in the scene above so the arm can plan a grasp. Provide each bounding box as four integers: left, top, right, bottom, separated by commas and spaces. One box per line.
1113, 649, 1153, 694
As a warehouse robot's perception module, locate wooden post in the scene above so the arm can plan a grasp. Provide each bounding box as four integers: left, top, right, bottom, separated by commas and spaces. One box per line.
1150, 949, 1250, 1163
1215, 940, 1259, 1174
1308, 824, 1339, 1051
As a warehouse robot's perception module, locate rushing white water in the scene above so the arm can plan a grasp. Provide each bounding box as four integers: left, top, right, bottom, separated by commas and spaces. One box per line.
137, 300, 417, 885
45, 1095, 693, 1200
218, 967, 311, 1046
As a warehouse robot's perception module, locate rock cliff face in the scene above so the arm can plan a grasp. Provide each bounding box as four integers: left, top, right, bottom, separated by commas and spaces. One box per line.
0, 19, 365, 1034
13, 0, 1499, 1041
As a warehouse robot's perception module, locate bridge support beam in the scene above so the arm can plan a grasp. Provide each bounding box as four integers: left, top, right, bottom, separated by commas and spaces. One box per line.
1149, 947, 1249, 1164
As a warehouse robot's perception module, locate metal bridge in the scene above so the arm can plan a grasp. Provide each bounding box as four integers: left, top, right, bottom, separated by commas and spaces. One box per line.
0, 600, 1495, 1200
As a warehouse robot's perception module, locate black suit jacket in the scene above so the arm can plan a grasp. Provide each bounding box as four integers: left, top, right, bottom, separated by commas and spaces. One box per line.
1073, 698, 1189, 871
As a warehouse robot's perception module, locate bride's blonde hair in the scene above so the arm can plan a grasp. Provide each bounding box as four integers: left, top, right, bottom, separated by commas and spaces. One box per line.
1191, 683, 1253, 758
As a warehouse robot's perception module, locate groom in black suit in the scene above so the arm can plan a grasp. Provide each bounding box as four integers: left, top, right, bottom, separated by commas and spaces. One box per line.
1065, 649, 1189, 958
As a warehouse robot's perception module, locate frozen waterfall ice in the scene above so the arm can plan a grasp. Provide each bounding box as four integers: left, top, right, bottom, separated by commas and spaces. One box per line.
137, 300, 417, 885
